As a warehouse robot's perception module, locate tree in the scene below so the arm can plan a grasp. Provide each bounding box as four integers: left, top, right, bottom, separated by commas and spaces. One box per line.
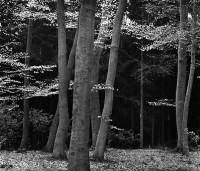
90, 0, 110, 147
20, 18, 33, 150
92, 0, 127, 160
175, 0, 188, 151
44, 22, 78, 153
68, 0, 96, 170
52, 0, 69, 159
182, 0, 197, 156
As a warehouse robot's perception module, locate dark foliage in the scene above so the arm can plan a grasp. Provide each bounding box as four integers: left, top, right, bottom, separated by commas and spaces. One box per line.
107, 126, 140, 149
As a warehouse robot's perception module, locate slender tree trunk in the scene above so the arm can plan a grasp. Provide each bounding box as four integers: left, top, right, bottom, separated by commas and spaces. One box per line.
20, 19, 33, 150
43, 106, 59, 152
140, 46, 144, 148
43, 21, 78, 153
151, 111, 155, 146
68, 1, 96, 170
52, 0, 69, 159
90, 0, 110, 147
175, 0, 188, 151
92, 0, 127, 161
182, 0, 197, 156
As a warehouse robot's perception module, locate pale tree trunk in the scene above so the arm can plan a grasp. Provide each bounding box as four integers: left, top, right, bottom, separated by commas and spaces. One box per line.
68, 0, 96, 170
175, 0, 188, 151
20, 19, 33, 150
92, 0, 127, 161
52, 0, 69, 159
43, 22, 78, 153
90, 0, 110, 147
182, 0, 197, 156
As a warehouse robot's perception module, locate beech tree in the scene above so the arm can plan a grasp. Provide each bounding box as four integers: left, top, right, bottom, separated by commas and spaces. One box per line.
92, 0, 127, 160
52, 0, 69, 159
182, 0, 197, 156
90, 0, 110, 147
20, 18, 33, 150
175, 0, 188, 152
68, 0, 96, 170
44, 23, 78, 153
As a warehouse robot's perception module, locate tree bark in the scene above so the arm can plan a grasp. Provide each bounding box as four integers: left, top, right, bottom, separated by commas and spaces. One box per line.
20, 19, 33, 150
92, 0, 127, 161
52, 0, 69, 159
43, 20, 78, 153
43, 106, 59, 152
90, 0, 110, 147
68, 1, 96, 170
175, 0, 188, 151
182, 0, 197, 156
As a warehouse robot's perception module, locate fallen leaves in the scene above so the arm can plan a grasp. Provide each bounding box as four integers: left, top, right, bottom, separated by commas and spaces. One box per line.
0, 148, 199, 171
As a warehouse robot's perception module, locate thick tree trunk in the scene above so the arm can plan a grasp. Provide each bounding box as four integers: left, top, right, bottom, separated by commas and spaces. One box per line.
90, 0, 109, 147
182, 0, 197, 156
44, 21, 78, 153
20, 19, 33, 150
92, 0, 127, 161
52, 0, 69, 159
175, 0, 188, 151
68, 1, 96, 170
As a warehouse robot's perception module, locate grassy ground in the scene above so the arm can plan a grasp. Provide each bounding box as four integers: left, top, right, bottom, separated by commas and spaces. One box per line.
0, 148, 199, 171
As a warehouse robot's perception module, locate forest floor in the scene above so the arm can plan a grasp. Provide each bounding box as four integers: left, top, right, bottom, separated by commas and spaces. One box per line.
0, 148, 199, 171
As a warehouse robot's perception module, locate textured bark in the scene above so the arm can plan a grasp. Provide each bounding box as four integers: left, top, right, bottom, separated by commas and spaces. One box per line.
175, 0, 188, 151
90, 0, 109, 147
52, 0, 69, 159
20, 19, 33, 150
44, 22, 78, 153
68, 1, 96, 170
92, 0, 127, 161
182, 0, 197, 156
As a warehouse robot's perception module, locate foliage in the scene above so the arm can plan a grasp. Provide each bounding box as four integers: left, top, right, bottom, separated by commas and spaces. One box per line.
107, 126, 140, 149
0, 104, 53, 150
185, 129, 200, 151
0, 103, 23, 149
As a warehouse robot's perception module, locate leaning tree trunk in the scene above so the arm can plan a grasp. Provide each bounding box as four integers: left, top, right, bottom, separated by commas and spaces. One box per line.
182, 0, 197, 156
20, 19, 33, 150
43, 106, 59, 152
90, 0, 110, 147
52, 0, 69, 159
92, 0, 127, 161
43, 22, 78, 153
68, 1, 96, 171
175, 0, 188, 152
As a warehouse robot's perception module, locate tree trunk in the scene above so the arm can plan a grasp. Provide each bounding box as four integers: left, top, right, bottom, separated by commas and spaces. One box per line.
92, 0, 127, 161
151, 111, 155, 146
182, 0, 197, 156
43, 106, 59, 152
52, 0, 69, 159
140, 45, 144, 148
175, 0, 188, 151
68, 1, 96, 170
90, 0, 110, 147
44, 20, 78, 153
20, 19, 33, 150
